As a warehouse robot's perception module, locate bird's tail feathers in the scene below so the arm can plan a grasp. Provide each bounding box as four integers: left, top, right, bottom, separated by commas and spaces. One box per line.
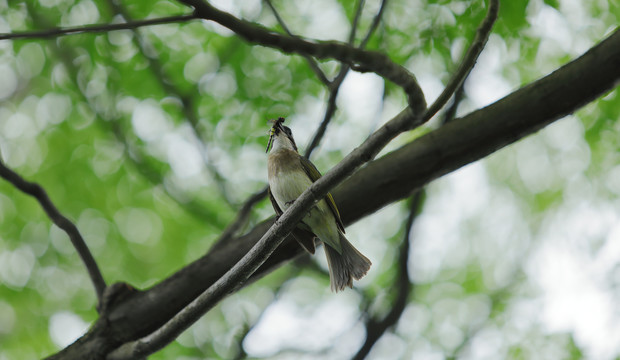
324, 234, 371, 292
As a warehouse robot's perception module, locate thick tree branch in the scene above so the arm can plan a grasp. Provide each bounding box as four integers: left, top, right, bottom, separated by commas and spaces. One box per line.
0, 14, 197, 40
49, 28, 619, 360
0, 157, 107, 301
178, 0, 426, 111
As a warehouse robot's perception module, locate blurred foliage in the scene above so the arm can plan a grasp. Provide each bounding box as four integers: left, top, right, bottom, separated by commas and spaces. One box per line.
0, 0, 619, 359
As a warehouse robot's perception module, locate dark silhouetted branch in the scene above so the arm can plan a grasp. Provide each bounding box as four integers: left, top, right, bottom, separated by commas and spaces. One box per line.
359, 0, 388, 48
305, 0, 389, 157
179, 0, 426, 111
353, 191, 423, 360
422, 0, 499, 122
0, 14, 197, 40
263, 0, 330, 85
0, 157, 106, 301
106, 0, 234, 207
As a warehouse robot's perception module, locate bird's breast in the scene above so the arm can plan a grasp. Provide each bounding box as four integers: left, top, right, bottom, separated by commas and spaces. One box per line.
268, 150, 313, 209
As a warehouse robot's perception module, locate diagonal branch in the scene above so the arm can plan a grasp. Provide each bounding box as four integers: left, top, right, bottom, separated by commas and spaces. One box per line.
305, 0, 389, 157
359, 0, 389, 48
213, 187, 269, 246
178, 0, 426, 112
422, 0, 499, 122
0, 14, 197, 41
0, 157, 107, 301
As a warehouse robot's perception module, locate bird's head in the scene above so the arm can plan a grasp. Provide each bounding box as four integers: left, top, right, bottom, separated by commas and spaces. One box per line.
266, 117, 298, 153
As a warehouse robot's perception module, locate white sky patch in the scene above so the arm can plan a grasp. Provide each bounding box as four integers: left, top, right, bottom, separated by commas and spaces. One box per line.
48, 311, 89, 348
338, 72, 384, 127
465, 35, 513, 108
163, 133, 204, 179
131, 100, 172, 142
528, 4, 573, 53
0, 246, 35, 289
529, 203, 620, 359
244, 294, 360, 357
0, 64, 18, 100
406, 51, 447, 105
281, 0, 349, 41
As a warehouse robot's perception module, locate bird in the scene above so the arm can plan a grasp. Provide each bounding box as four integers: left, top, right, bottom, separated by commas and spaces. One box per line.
266, 117, 371, 291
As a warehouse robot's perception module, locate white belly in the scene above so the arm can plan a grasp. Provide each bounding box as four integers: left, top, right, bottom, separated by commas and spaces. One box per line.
270, 170, 313, 210
269, 169, 341, 249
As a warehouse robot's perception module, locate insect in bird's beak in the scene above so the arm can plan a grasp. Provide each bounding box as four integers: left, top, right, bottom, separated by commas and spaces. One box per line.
265, 117, 286, 153
266, 126, 276, 153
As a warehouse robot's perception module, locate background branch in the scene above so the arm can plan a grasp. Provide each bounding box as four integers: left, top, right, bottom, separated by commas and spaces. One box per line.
422, 0, 498, 122
353, 191, 423, 360
178, 0, 426, 111
105, 0, 234, 206
263, 0, 330, 85
0, 14, 197, 40
305, 0, 389, 157
0, 157, 106, 301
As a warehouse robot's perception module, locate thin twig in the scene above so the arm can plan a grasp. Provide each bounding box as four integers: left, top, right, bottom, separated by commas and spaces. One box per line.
305, 0, 388, 157
349, 0, 366, 44
422, 0, 499, 122
263, 0, 330, 85
359, 0, 389, 48
179, 0, 426, 112
23, 3, 226, 227
0, 14, 197, 40
353, 191, 423, 360
0, 157, 107, 301
440, 83, 465, 125
304, 80, 343, 158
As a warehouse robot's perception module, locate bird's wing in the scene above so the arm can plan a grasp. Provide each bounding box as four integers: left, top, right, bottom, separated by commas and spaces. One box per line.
299, 156, 346, 234
268, 186, 283, 216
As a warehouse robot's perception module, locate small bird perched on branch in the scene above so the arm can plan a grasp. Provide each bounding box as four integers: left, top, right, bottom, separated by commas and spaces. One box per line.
266, 117, 371, 291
